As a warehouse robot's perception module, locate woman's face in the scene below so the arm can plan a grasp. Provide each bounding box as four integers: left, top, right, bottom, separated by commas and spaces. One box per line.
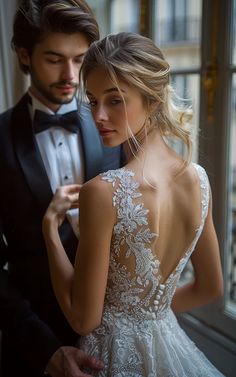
86, 67, 148, 147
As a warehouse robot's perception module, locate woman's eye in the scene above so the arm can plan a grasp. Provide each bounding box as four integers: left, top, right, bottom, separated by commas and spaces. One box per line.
88, 99, 97, 107
110, 98, 123, 105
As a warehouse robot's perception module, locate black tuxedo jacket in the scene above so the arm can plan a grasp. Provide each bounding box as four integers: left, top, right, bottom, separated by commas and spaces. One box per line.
0, 93, 122, 377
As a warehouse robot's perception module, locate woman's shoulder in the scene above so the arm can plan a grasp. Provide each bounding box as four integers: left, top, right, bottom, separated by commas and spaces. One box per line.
169, 163, 209, 207
80, 168, 125, 207
190, 162, 206, 174
79, 172, 117, 229
172, 163, 210, 217
188, 163, 210, 191
176, 162, 208, 186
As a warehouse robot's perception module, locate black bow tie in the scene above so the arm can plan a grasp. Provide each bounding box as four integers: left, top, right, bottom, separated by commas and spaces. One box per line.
33, 110, 79, 134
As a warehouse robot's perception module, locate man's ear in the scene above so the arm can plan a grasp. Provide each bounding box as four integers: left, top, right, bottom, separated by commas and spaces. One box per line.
17, 48, 31, 68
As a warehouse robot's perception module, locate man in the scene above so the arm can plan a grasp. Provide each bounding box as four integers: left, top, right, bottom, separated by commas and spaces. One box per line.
0, 1, 121, 376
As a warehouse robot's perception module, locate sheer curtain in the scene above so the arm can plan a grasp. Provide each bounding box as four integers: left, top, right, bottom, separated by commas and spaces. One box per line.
0, 0, 28, 113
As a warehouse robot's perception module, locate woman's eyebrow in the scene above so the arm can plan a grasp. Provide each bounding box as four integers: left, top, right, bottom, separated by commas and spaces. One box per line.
86, 87, 125, 96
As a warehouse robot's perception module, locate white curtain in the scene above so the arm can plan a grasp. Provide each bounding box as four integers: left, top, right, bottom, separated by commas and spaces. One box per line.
0, 0, 28, 112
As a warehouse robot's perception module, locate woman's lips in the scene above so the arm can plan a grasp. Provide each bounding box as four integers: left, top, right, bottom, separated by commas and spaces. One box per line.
99, 128, 115, 137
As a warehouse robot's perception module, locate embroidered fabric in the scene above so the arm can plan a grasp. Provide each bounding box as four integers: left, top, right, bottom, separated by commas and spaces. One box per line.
78, 164, 225, 376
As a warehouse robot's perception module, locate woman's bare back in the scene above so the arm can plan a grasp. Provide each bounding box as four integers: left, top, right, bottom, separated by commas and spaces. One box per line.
124, 142, 203, 283
100, 158, 209, 316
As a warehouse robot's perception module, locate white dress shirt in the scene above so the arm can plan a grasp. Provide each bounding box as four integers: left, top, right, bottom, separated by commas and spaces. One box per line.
28, 91, 83, 238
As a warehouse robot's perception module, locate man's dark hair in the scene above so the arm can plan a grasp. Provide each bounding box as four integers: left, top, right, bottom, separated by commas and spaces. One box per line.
11, 0, 100, 74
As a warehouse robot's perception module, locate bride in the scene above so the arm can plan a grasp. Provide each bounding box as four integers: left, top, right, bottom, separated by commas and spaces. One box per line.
42, 32, 224, 376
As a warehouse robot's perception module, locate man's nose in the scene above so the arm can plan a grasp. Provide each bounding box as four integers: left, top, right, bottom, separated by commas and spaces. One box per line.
61, 61, 75, 81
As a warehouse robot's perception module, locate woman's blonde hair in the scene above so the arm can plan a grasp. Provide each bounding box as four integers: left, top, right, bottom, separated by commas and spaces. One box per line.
80, 32, 193, 164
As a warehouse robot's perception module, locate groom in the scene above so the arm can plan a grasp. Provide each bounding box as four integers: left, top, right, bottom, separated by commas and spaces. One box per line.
0, 1, 121, 376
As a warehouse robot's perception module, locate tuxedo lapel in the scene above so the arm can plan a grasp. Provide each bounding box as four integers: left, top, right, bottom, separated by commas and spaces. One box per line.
78, 103, 103, 180
11, 94, 53, 213
11, 97, 103, 213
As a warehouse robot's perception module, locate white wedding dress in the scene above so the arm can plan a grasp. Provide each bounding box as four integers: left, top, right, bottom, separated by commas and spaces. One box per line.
78, 164, 225, 376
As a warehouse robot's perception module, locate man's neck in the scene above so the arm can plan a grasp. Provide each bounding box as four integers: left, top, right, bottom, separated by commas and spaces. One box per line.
28, 90, 78, 116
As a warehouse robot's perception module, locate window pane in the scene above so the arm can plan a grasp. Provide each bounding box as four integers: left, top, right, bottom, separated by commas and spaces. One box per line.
225, 74, 236, 317
154, 0, 202, 69
232, 0, 236, 65
170, 74, 200, 285
86, 0, 109, 37
167, 74, 200, 162
110, 0, 139, 33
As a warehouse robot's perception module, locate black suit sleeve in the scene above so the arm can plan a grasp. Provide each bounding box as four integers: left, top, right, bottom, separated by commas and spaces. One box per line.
0, 234, 62, 376
0, 104, 65, 376
0, 271, 62, 376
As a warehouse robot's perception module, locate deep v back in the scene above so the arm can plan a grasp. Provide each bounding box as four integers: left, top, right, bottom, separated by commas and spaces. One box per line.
78, 163, 225, 377
100, 163, 210, 320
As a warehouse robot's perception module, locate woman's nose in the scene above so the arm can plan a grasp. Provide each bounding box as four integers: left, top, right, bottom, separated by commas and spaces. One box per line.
93, 104, 109, 122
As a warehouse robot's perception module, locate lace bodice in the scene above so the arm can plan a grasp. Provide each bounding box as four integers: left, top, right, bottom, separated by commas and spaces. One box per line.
78, 164, 225, 376
101, 163, 210, 321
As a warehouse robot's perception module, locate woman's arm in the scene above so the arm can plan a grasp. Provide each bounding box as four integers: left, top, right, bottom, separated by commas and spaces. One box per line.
171, 192, 224, 313
43, 178, 115, 335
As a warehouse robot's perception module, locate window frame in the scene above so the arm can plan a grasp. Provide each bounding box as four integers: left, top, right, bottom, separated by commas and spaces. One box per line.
192, 0, 236, 341
151, 0, 236, 343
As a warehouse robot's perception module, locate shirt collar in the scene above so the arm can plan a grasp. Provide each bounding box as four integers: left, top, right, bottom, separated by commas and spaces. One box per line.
27, 90, 78, 121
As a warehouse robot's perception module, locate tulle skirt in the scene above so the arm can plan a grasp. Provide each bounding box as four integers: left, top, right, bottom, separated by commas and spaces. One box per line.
78, 309, 225, 377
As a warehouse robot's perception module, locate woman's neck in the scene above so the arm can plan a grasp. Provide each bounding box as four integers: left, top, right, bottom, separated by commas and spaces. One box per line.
124, 128, 165, 162
124, 128, 185, 181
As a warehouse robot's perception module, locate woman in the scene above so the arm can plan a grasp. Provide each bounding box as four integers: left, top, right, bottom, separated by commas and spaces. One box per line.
43, 32, 224, 376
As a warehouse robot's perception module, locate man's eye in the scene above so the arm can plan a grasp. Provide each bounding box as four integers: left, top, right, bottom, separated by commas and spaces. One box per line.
47, 60, 61, 64
74, 59, 83, 64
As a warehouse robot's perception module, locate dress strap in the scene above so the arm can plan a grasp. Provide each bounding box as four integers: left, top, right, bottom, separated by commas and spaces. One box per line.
192, 163, 210, 226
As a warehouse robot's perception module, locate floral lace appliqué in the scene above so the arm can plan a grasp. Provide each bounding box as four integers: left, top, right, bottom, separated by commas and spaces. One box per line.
77, 165, 224, 377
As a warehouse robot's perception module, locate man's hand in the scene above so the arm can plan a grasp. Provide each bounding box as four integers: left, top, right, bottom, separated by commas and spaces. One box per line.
43, 184, 81, 230
46, 346, 104, 377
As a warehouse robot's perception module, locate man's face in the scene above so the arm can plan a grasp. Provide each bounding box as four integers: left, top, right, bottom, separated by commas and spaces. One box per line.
19, 32, 89, 111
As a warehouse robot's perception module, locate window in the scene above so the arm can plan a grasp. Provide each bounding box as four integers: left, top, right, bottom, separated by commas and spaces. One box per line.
154, 0, 202, 161
87, 0, 140, 36
226, 0, 236, 317
154, 0, 236, 340
110, 0, 139, 33
155, 0, 201, 44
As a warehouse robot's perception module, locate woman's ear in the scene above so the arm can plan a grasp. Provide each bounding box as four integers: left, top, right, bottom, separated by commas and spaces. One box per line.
17, 48, 31, 68
148, 100, 160, 116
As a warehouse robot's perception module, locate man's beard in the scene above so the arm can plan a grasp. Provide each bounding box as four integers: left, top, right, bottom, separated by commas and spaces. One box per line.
30, 69, 78, 105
